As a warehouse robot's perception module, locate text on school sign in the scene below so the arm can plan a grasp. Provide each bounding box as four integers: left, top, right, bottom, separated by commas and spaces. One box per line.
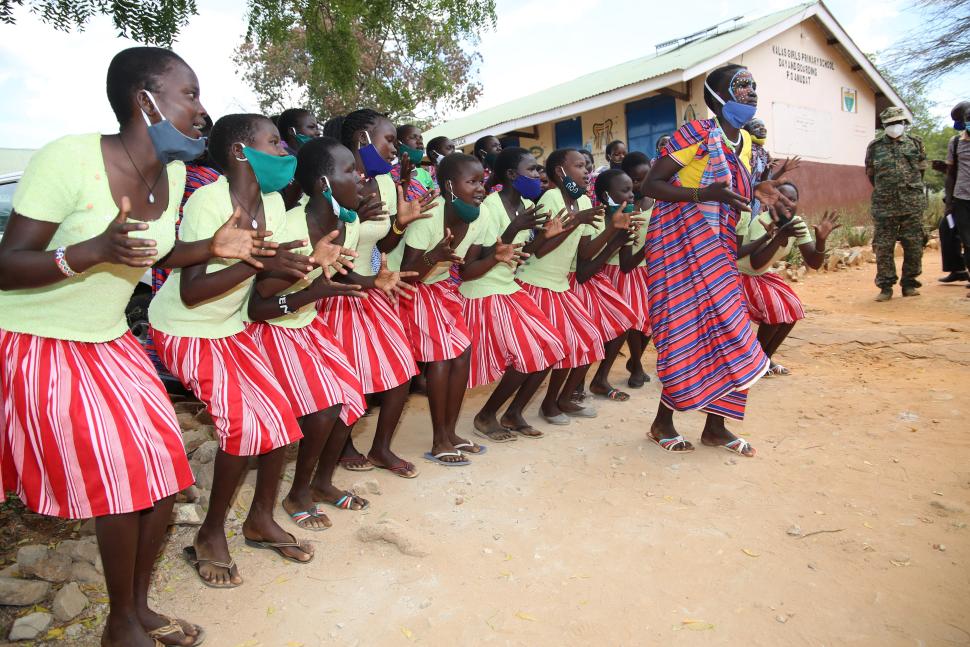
772, 45, 835, 85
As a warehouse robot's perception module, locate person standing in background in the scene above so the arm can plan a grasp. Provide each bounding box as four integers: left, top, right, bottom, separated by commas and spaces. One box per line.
936, 101, 970, 290
865, 106, 928, 302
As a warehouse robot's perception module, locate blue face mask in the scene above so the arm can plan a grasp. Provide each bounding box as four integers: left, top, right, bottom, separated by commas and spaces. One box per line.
558, 167, 587, 200
141, 91, 206, 164
955, 121, 967, 131
704, 79, 757, 129
358, 131, 392, 177
239, 145, 297, 194
322, 177, 358, 223
512, 173, 543, 200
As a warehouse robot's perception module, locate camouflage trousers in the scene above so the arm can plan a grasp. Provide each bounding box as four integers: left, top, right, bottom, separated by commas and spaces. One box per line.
872, 215, 925, 289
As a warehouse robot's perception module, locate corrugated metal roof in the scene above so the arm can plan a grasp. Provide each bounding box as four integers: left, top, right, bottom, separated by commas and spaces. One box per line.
426, 2, 814, 140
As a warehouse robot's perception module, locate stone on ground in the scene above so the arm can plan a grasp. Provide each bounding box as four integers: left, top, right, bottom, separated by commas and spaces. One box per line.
8, 612, 52, 641
22, 552, 72, 583
52, 581, 88, 622
0, 577, 51, 606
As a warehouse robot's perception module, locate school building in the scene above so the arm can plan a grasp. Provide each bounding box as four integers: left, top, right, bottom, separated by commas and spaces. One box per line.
424, 1, 907, 213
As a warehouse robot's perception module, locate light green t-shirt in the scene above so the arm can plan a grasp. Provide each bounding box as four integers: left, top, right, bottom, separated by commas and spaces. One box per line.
256, 207, 361, 329
0, 133, 183, 342
516, 189, 591, 292
355, 173, 399, 277
736, 212, 813, 276
607, 207, 651, 267
459, 192, 533, 299
149, 177, 287, 339
387, 201, 489, 284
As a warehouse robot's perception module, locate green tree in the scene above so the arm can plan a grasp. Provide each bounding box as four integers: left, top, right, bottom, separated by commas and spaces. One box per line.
0, 0, 197, 45
237, 0, 496, 122
885, 0, 970, 85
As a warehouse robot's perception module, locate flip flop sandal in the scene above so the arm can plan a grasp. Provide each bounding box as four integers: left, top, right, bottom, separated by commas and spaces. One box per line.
648, 434, 695, 453
373, 460, 419, 479
473, 427, 516, 443
287, 503, 331, 531
330, 493, 370, 510
182, 546, 241, 589
148, 616, 206, 647
570, 391, 587, 404
720, 437, 756, 457
423, 451, 470, 466
455, 442, 487, 455
243, 533, 314, 564
503, 424, 545, 439
338, 456, 375, 472
594, 388, 630, 401
541, 412, 571, 426
769, 363, 791, 376
564, 406, 597, 418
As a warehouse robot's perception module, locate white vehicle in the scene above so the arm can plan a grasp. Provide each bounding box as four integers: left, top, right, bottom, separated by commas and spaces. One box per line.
0, 171, 21, 240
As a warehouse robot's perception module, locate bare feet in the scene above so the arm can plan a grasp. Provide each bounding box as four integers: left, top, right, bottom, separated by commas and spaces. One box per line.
626, 358, 650, 387
473, 412, 516, 442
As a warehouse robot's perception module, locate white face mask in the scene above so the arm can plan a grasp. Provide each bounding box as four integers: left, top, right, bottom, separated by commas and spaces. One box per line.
885, 124, 905, 139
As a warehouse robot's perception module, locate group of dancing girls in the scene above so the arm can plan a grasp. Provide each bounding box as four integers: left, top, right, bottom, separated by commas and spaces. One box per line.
0, 44, 819, 646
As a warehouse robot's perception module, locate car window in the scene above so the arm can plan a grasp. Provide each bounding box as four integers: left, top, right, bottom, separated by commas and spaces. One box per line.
0, 180, 16, 235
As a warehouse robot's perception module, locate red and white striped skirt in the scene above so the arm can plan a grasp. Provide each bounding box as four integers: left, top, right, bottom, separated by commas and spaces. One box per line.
740, 272, 805, 325
0, 330, 194, 519
151, 329, 302, 457
317, 289, 417, 394
462, 290, 567, 388
517, 282, 605, 369
568, 271, 637, 341
247, 319, 366, 426
601, 264, 651, 335
397, 280, 471, 363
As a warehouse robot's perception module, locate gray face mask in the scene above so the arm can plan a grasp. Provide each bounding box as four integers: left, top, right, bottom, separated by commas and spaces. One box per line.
141, 90, 206, 164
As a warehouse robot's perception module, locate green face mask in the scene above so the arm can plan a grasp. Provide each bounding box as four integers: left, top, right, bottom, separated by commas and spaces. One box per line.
451, 196, 480, 222
606, 198, 635, 217
323, 178, 358, 223
240, 145, 297, 193
294, 132, 315, 146
398, 143, 425, 165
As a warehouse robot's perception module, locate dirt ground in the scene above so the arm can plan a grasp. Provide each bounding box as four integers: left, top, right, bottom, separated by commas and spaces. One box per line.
9, 254, 969, 647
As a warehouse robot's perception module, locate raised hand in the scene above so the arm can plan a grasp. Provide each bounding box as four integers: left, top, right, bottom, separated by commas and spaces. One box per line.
374, 253, 419, 302
493, 236, 528, 268
310, 229, 357, 275
398, 155, 415, 188
260, 239, 314, 280
426, 228, 464, 266
357, 193, 388, 223
97, 196, 158, 267
211, 205, 279, 270
569, 205, 605, 228
310, 274, 367, 300
396, 185, 438, 228
772, 156, 802, 179
813, 210, 841, 242
699, 180, 750, 212
509, 204, 550, 233
753, 178, 796, 212
610, 205, 635, 231
542, 209, 568, 238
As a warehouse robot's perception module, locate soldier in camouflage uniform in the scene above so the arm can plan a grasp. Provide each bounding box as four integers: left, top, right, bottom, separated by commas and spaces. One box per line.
865, 106, 928, 301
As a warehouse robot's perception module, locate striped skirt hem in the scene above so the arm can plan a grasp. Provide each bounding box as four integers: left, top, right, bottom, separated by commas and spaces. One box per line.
740, 272, 805, 325
601, 264, 651, 335
397, 280, 472, 363
568, 271, 637, 341
517, 282, 605, 369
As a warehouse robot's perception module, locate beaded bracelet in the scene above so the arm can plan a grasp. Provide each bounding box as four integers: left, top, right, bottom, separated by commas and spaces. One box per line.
392, 219, 406, 235
422, 251, 435, 266
54, 246, 78, 277
692, 187, 701, 203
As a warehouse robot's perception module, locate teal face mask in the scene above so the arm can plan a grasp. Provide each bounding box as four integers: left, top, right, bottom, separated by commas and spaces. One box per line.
240, 145, 297, 193
447, 182, 480, 222
606, 196, 635, 217
398, 143, 425, 165
322, 177, 358, 223
294, 132, 315, 146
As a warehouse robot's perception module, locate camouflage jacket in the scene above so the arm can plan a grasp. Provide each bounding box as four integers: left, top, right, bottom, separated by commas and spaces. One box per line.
865, 132, 927, 218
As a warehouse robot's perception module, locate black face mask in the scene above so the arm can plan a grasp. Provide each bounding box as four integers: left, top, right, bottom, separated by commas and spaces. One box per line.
633, 190, 644, 201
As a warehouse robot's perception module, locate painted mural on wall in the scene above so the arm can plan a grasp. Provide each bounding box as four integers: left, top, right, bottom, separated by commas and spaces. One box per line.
592, 119, 615, 152
529, 145, 545, 162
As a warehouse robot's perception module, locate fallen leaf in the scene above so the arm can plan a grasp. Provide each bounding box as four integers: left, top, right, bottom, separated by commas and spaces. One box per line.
274, 575, 289, 584
863, 522, 873, 529
267, 606, 275, 616
681, 619, 715, 631
515, 611, 537, 622
400, 627, 415, 640
742, 548, 760, 557
504, 553, 512, 561
286, 642, 304, 647
890, 558, 911, 567
46, 627, 64, 639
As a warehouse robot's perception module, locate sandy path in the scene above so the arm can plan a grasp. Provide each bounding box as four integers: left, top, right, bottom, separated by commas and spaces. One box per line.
152, 256, 970, 647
